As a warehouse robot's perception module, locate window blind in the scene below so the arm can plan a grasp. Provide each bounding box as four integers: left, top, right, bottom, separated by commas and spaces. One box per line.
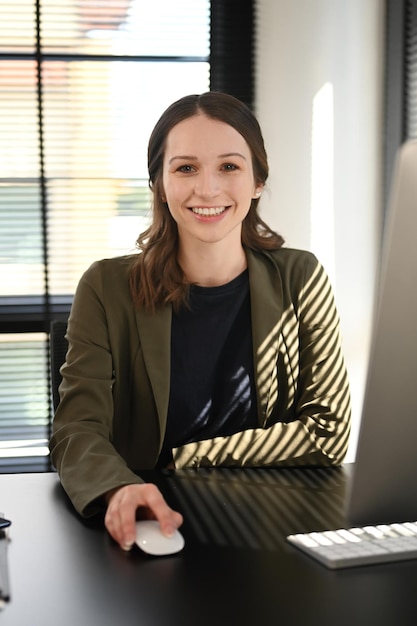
406, 0, 417, 138
0, 0, 210, 471
383, 0, 417, 216
210, 0, 255, 108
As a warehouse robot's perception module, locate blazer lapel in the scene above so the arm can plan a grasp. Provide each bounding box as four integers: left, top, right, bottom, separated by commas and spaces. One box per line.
246, 249, 284, 425
135, 304, 172, 430
134, 250, 283, 431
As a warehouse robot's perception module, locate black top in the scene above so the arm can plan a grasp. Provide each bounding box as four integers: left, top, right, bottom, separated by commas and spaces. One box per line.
158, 270, 258, 466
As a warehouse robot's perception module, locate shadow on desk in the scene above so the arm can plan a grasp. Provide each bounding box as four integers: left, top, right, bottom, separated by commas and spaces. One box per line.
159, 466, 349, 552
53, 466, 349, 552
51, 465, 349, 554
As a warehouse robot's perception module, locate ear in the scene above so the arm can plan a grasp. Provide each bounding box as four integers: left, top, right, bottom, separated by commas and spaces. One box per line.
157, 181, 167, 203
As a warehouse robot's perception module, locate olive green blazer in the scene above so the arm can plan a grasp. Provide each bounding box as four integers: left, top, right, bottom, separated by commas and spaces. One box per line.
49, 247, 351, 517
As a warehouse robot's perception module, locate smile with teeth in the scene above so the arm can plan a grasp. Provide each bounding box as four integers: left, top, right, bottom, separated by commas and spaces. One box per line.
191, 206, 227, 216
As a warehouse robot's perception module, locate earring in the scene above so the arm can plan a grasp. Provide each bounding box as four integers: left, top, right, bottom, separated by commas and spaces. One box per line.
255, 190, 262, 198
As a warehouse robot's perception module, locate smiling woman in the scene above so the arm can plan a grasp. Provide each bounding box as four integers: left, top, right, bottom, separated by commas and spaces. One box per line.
49, 91, 351, 552
161, 114, 262, 279
132, 92, 283, 309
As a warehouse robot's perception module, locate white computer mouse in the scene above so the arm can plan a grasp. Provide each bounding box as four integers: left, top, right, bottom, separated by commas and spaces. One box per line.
135, 520, 185, 556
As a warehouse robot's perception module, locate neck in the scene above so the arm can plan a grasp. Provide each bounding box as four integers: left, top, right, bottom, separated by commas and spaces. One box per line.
178, 240, 247, 287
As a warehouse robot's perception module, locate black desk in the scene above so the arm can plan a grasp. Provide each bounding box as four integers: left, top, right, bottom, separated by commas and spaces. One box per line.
1, 466, 417, 625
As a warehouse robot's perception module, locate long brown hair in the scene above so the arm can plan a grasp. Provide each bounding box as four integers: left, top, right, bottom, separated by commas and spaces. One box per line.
130, 91, 284, 311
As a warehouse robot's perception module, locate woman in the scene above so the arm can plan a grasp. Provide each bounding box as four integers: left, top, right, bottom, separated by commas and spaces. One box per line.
50, 92, 351, 551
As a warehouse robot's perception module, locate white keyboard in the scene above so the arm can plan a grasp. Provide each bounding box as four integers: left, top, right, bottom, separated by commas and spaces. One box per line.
287, 521, 417, 569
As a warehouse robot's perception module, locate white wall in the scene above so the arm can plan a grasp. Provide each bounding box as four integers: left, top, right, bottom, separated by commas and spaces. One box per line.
255, 0, 386, 461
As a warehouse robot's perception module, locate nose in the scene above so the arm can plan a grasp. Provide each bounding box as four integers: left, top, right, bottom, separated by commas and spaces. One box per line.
194, 169, 219, 198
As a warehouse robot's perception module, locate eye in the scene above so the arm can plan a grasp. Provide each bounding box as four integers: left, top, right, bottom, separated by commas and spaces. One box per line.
221, 162, 239, 172
176, 164, 195, 173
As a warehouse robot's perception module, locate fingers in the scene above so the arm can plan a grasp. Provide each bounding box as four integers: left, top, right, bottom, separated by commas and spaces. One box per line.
104, 483, 183, 551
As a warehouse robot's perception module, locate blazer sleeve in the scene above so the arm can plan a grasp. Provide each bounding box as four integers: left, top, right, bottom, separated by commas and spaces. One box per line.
49, 261, 143, 517
173, 257, 351, 469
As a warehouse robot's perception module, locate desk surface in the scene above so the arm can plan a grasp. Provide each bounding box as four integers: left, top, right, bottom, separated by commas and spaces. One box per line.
1, 466, 417, 626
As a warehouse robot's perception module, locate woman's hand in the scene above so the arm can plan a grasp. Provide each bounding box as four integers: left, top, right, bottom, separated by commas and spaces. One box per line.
104, 483, 183, 551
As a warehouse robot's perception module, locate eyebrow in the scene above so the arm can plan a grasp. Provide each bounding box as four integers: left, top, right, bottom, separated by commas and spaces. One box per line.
168, 152, 247, 165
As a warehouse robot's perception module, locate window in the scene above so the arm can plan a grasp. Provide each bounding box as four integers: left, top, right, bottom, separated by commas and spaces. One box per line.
0, 0, 211, 471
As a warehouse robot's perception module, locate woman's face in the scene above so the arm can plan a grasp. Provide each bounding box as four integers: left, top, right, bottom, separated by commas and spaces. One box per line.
161, 113, 262, 248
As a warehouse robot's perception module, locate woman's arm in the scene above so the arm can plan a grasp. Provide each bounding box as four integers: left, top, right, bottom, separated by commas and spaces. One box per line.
49, 260, 182, 547
172, 259, 351, 469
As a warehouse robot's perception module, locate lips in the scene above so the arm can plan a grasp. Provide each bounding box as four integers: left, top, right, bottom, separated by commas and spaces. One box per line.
190, 206, 227, 216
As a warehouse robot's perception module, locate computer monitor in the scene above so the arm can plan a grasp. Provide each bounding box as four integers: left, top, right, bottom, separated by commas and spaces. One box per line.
346, 139, 417, 525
